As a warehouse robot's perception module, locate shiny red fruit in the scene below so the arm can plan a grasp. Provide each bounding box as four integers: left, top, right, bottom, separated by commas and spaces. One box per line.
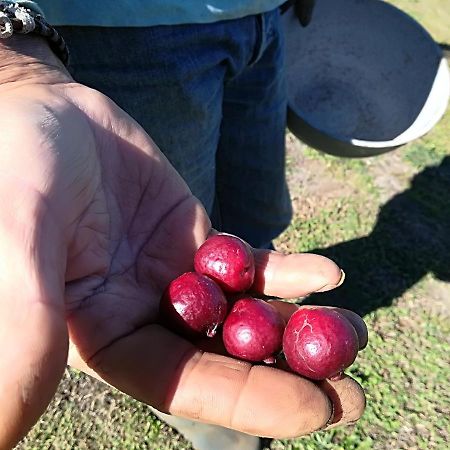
194, 234, 255, 293
160, 272, 227, 337
222, 297, 285, 362
282, 307, 359, 380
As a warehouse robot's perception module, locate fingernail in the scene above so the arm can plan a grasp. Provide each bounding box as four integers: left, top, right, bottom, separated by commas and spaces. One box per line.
323, 398, 335, 429
316, 270, 346, 293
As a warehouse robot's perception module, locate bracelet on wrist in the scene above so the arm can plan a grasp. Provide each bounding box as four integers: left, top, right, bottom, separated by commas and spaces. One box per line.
0, 1, 69, 66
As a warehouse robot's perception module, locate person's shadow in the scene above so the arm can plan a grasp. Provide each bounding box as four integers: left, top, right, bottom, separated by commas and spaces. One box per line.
304, 156, 450, 316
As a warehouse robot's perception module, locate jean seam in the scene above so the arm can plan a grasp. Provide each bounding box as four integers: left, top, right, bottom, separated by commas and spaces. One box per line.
247, 13, 264, 67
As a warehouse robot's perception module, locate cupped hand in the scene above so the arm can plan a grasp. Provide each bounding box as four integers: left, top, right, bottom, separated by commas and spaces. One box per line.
0, 63, 365, 448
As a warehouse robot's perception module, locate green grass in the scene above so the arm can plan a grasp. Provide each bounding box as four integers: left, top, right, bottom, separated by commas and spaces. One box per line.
281, 199, 376, 252
16, 1, 450, 449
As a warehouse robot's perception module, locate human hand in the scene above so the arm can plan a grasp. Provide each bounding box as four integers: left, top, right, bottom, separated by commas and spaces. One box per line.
0, 37, 365, 448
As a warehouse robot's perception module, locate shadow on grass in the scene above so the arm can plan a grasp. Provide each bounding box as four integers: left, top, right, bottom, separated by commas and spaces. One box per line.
305, 156, 450, 316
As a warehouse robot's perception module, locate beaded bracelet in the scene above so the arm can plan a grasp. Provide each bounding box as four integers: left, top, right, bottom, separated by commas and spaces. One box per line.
0, 1, 69, 65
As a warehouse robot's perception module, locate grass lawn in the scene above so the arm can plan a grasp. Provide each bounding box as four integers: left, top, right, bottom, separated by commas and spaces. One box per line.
16, 1, 450, 449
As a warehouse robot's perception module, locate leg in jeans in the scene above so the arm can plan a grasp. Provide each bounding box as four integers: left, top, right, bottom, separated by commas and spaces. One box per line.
217, 10, 292, 249
58, 10, 287, 449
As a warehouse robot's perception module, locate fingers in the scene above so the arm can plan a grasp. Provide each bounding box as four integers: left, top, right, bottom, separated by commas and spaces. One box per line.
333, 308, 369, 350
252, 249, 344, 298
82, 323, 365, 439
205, 233, 343, 299
317, 375, 366, 429
267, 299, 299, 323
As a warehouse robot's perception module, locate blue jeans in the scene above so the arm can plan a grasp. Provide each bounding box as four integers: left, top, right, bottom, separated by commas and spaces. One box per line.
58, 7, 292, 249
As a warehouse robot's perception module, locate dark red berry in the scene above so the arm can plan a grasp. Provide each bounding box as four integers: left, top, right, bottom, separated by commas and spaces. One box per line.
160, 272, 227, 337
194, 234, 255, 293
223, 297, 285, 362
283, 307, 359, 380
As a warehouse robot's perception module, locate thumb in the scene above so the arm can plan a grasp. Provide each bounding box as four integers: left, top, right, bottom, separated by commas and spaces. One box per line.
0, 188, 68, 449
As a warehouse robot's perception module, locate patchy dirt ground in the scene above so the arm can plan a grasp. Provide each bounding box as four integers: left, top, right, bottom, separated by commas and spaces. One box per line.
385, 0, 450, 45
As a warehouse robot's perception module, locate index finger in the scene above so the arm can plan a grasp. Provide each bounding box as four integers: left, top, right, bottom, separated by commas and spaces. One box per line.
252, 249, 345, 298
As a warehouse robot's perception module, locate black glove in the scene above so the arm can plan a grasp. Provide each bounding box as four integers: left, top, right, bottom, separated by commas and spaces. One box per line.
280, 0, 316, 27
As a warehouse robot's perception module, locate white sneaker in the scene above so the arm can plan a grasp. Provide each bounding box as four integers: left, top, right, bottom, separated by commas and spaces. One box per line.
151, 408, 262, 450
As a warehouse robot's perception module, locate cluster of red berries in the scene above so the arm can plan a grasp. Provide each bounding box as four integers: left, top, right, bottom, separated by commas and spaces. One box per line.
160, 234, 361, 380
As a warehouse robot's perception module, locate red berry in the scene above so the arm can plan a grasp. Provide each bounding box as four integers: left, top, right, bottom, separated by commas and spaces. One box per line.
222, 297, 285, 362
194, 234, 255, 293
283, 307, 359, 380
160, 272, 227, 337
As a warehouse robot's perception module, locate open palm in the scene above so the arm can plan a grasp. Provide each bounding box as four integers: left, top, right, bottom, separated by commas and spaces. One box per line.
0, 81, 365, 449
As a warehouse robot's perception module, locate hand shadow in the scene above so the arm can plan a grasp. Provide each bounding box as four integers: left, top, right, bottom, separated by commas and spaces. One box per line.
305, 156, 450, 316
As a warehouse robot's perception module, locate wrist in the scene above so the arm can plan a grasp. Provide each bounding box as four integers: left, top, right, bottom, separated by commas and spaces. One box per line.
0, 33, 72, 87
